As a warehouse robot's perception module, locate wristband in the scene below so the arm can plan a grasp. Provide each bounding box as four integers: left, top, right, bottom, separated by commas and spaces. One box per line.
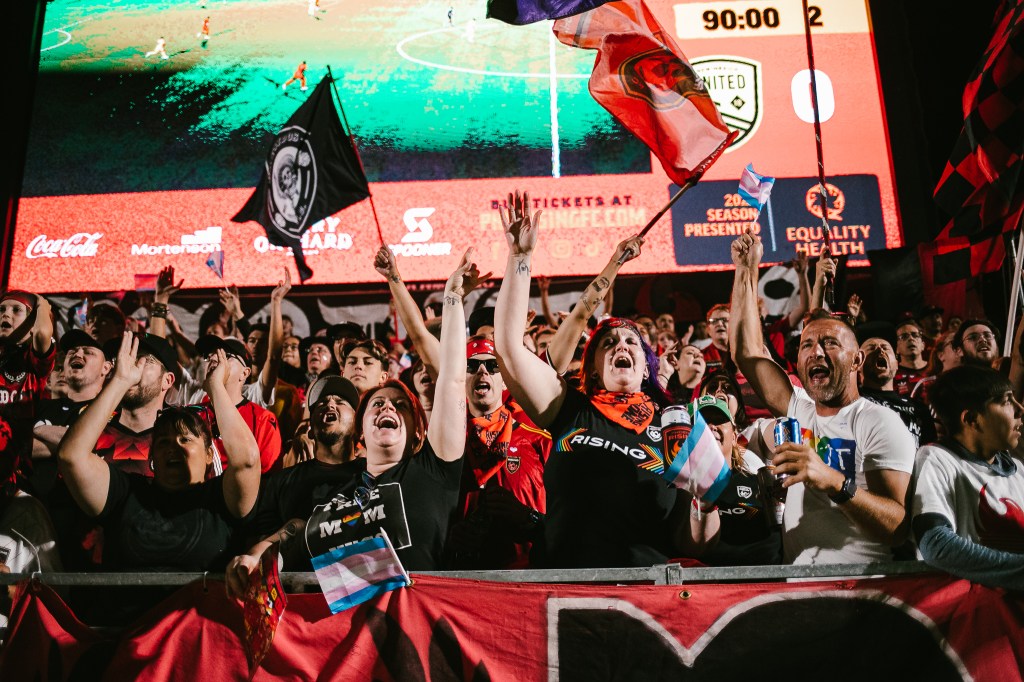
151, 303, 168, 319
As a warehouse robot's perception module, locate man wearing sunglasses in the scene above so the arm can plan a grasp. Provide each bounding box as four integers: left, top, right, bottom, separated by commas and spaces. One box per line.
447, 336, 550, 569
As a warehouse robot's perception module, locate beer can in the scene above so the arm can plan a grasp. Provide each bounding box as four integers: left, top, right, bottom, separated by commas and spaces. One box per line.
661, 405, 692, 468
773, 417, 802, 446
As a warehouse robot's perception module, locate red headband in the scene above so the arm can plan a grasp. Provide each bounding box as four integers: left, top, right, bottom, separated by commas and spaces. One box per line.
466, 337, 496, 358
0, 290, 35, 311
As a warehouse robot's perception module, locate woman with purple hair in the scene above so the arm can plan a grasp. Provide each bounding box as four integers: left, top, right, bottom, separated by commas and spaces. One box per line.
494, 190, 688, 568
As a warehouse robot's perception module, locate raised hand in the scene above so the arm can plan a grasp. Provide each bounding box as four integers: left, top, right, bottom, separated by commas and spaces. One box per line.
731, 228, 763, 269
792, 251, 808, 277
815, 247, 837, 284
445, 248, 490, 299
374, 244, 401, 283
155, 265, 183, 304
219, 285, 242, 320
203, 348, 229, 393
613, 234, 645, 265
536, 275, 550, 293
112, 331, 145, 387
847, 294, 863, 319
271, 267, 292, 303
500, 189, 542, 255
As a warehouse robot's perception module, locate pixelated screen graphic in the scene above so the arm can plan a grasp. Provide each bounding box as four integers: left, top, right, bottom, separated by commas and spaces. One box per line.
12, 0, 901, 291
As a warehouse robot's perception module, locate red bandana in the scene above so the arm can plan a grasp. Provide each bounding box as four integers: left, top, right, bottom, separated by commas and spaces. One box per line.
590, 390, 655, 433
467, 404, 516, 487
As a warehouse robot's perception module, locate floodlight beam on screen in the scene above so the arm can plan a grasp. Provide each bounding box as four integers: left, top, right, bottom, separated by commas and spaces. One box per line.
395, 21, 589, 179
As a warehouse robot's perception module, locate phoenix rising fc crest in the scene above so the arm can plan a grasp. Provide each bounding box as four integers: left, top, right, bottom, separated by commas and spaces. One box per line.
691, 56, 763, 150
618, 46, 709, 110
266, 125, 318, 238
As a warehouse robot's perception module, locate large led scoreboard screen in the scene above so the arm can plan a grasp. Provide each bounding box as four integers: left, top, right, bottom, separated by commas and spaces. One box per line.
11, 0, 900, 291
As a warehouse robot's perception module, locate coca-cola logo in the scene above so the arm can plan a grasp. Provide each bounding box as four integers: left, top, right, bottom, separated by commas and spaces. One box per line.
25, 233, 103, 259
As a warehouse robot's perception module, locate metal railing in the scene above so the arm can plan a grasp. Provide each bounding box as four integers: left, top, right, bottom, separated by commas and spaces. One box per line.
0, 561, 939, 589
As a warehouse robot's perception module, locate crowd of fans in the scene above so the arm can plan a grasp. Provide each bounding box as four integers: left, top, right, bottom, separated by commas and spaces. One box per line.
0, 190, 1022, 626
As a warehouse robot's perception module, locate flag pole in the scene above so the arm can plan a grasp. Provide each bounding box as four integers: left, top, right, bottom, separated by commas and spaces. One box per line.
801, 0, 834, 307
616, 179, 697, 264
326, 65, 385, 246
1003, 226, 1024, 357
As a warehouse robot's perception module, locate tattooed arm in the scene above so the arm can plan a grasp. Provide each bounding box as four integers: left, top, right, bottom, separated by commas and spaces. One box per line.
494, 190, 566, 428
224, 517, 305, 599
545, 235, 643, 375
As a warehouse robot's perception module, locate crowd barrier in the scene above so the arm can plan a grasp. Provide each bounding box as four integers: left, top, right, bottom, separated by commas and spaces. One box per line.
0, 563, 1020, 681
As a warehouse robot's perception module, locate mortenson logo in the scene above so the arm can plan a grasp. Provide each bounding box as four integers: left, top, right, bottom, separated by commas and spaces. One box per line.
131, 227, 222, 256
26, 232, 102, 259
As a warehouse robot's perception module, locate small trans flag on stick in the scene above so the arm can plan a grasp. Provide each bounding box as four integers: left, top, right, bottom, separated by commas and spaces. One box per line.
738, 163, 775, 214
206, 250, 225, 279
662, 408, 730, 505
311, 529, 410, 614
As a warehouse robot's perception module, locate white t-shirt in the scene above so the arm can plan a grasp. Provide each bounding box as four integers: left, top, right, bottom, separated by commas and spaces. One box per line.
175, 369, 275, 408
913, 444, 1024, 554
783, 388, 916, 564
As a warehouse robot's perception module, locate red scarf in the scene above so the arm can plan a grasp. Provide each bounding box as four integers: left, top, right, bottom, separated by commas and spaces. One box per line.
590, 390, 655, 433
466, 404, 516, 487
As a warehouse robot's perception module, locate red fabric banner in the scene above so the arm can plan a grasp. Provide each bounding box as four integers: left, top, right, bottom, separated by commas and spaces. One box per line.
2, 573, 1023, 680
553, 0, 734, 186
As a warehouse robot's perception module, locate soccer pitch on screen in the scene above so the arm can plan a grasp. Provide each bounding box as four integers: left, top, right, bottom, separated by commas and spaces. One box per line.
25, 0, 650, 198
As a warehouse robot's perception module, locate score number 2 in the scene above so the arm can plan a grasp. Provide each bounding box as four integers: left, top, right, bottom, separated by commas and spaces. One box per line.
702, 5, 823, 31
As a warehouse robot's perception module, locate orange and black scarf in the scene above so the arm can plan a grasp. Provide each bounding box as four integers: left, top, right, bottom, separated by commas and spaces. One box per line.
466, 404, 516, 487
590, 390, 655, 433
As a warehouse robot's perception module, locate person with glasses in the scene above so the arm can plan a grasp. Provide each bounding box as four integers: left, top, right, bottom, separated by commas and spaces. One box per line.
701, 304, 734, 378
446, 336, 551, 569
493, 190, 686, 569
226, 250, 478, 589
730, 229, 916, 566
952, 320, 1001, 369
299, 336, 335, 388
893, 320, 929, 398
59, 333, 260, 621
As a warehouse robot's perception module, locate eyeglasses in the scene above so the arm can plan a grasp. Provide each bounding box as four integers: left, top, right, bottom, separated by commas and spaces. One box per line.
467, 358, 500, 374
352, 471, 378, 510
707, 317, 729, 326
282, 343, 300, 351
964, 331, 996, 344
896, 332, 923, 341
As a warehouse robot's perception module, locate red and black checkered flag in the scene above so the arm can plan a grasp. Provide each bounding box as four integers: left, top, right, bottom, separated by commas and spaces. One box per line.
931, 0, 1024, 284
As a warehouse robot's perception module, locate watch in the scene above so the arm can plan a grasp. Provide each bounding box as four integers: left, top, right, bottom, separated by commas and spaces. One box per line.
829, 476, 857, 505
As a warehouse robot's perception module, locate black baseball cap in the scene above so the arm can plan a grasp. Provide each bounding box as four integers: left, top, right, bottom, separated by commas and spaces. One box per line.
299, 335, 333, 357
60, 329, 105, 355
467, 306, 495, 334
103, 333, 180, 384
328, 322, 367, 342
306, 375, 359, 413
196, 334, 253, 367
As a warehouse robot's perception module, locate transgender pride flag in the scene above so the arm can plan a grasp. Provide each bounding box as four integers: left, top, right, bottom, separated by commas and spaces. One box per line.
311, 530, 410, 614
737, 163, 775, 213
662, 409, 731, 504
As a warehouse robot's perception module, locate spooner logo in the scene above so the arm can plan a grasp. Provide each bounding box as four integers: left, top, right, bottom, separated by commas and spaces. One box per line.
402, 208, 435, 242
692, 56, 763, 151
390, 208, 451, 257
267, 125, 317, 238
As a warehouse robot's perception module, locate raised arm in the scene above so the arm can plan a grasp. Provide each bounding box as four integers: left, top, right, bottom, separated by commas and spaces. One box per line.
546, 235, 643, 375
493, 190, 566, 428
536, 276, 557, 328
426, 249, 479, 461
810, 248, 837, 311
787, 251, 810, 328
57, 332, 140, 516
730, 230, 793, 416
375, 245, 441, 379
31, 296, 54, 355
205, 349, 261, 517
260, 268, 291, 405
